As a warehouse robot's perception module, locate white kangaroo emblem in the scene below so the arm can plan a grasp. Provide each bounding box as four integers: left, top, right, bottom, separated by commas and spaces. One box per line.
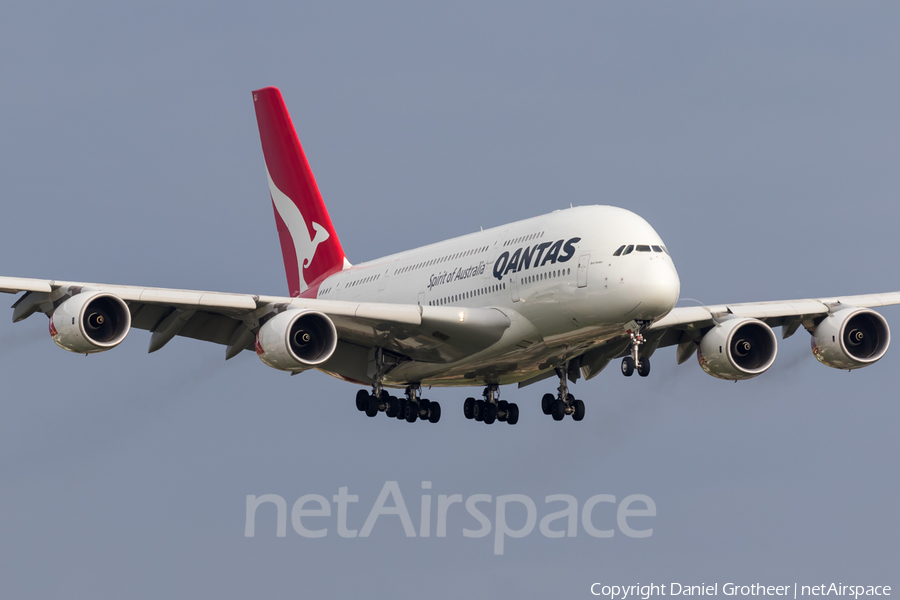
267, 169, 330, 289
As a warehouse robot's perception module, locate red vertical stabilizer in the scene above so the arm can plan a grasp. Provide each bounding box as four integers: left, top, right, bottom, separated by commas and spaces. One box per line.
253, 87, 347, 297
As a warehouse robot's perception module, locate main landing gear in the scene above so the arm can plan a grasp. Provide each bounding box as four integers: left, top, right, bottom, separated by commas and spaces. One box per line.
463, 385, 519, 425
355, 384, 441, 423
540, 365, 585, 421
621, 321, 651, 378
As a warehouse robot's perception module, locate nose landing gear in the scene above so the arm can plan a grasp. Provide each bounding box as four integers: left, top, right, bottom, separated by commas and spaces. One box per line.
621, 320, 652, 378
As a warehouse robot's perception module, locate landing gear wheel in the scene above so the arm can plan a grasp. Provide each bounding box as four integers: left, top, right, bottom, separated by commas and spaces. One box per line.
405, 400, 419, 423
385, 396, 400, 418
428, 402, 441, 423
463, 397, 476, 419
507, 403, 519, 425
573, 399, 585, 421
551, 399, 566, 421
484, 402, 497, 424
541, 393, 554, 415
395, 398, 407, 420
365, 397, 379, 417
497, 400, 509, 422
356, 389, 369, 411
419, 399, 431, 422
637, 358, 651, 377
474, 400, 486, 422
621, 356, 635, 377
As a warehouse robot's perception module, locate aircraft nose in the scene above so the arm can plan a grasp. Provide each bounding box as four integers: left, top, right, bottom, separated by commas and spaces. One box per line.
639, 257, 680, 318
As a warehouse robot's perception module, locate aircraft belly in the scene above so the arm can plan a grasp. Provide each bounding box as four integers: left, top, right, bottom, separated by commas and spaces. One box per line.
380, 321, 626, 388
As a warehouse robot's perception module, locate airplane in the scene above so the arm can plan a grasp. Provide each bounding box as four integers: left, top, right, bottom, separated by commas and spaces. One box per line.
1, 86, 896, 426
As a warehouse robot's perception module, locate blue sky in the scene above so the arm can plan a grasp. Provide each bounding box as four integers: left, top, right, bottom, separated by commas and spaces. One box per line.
1, 2, 898, 597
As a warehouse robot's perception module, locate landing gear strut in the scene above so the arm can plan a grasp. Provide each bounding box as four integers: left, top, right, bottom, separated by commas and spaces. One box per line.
463, 384, 519, 425
621, 321, 652, 378
402, 384, 441, 424
542, 365, 585, 421
354, 383, 441, 424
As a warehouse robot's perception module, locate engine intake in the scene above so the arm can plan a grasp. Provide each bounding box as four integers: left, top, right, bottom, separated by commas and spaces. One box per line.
811, 307, 890, 369
697, 317, 778, 380
255, 309, 338, 372
50, 292, 132, 353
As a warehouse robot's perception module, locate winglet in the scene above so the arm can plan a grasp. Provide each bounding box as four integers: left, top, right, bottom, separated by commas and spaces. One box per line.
253, 87, 348, 297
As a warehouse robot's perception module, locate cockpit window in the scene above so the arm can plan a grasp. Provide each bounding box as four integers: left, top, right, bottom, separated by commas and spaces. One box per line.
622, 245, 634, 255
651, 245, 662, 252
636, 245, 651, 252
613, 245, 625, 256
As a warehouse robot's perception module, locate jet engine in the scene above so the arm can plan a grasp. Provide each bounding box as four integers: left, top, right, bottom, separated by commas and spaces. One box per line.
697, 317, 778, 380
255, 309, 338, 372
49, 292, 132, 353
811, 306, 890, 370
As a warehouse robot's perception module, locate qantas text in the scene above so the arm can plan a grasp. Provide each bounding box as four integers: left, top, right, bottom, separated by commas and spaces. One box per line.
492, 237, 581, 281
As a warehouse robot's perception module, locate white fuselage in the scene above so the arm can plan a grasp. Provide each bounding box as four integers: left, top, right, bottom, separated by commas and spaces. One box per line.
314, 205, 680, 387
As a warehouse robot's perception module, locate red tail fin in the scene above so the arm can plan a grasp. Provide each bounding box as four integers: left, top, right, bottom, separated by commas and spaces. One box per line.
253, 87, 348, 297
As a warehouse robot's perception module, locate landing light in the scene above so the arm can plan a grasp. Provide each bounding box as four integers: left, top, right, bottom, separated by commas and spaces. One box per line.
459, 312, 465, 322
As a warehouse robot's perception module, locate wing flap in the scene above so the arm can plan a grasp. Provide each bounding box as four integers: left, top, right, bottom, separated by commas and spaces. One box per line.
135, 289, 257, 312
0, 276, 53, 294
825, 292, 900, 307
722, 300, 828, 320
648, 306, 712, 330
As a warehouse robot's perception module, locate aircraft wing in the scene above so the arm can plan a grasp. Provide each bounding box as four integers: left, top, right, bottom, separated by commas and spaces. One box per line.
575, 292, 900, 381
0, 276, 511, 364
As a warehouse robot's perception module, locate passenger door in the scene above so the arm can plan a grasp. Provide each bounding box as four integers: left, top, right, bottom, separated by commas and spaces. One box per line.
509, 272, 521, 302
577, 254, 590, 288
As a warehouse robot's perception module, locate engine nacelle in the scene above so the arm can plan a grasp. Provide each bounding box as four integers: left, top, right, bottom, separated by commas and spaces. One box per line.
698, 317, 778, 381
255, 309, 338, 372
49, 292, 132, 354
811, 306, 890, 370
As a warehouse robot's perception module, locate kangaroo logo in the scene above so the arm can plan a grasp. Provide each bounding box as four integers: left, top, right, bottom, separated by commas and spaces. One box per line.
267, 170, 330, 288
